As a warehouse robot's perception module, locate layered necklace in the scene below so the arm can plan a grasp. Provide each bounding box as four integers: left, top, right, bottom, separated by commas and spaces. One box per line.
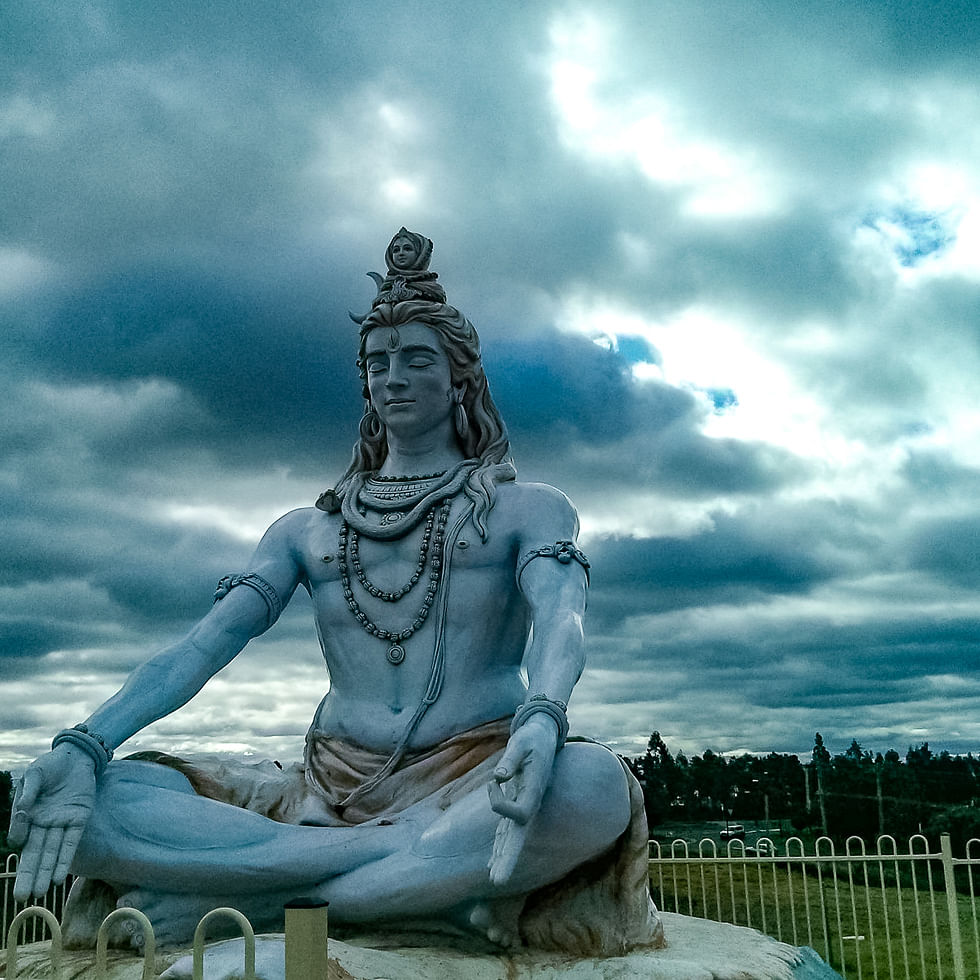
338, 462, 474, 665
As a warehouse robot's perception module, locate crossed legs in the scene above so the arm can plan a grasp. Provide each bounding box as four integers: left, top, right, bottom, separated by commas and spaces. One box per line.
71, 743, 631, 946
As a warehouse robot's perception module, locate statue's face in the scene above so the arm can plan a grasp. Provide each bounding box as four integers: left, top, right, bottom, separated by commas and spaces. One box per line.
364, 322, 453, 437
390, 237, 419, 270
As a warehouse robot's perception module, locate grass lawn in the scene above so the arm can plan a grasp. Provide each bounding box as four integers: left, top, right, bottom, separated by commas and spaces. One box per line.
650, 849, 980, 980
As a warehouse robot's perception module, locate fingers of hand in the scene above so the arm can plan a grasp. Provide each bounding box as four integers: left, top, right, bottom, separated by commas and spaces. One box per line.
9, 768, 43, 847
494, 732, 535, 784
53, 824, 85, 887
489, 818, 528, 886
488, 780, 533, 824
12, 824, 55, 901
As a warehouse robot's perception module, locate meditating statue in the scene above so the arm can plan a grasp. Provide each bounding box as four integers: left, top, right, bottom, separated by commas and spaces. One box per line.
9, 231, 663, 956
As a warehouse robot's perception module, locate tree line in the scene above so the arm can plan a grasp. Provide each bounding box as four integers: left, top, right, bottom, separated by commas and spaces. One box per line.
5, 733, 980, 860
627, 731, 980, 851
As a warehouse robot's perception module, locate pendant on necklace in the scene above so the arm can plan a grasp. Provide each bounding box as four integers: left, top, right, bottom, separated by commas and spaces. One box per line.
387, 643, 406, 665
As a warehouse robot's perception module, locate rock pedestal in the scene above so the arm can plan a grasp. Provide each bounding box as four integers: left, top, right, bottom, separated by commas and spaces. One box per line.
4, 913, 843, 980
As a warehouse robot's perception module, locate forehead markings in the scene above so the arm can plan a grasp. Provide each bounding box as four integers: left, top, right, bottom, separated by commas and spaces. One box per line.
365, 345, 444, 361
364, 337, 444, 359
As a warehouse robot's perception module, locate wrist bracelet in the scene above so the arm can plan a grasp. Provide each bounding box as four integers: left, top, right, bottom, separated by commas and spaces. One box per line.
52, 724, 114, 777
510, 694, 569, 749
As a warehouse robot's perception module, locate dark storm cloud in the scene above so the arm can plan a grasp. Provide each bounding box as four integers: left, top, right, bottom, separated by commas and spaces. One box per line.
904, 516, 980, 588
10, 266, 362, 471
587, 497, 876, 620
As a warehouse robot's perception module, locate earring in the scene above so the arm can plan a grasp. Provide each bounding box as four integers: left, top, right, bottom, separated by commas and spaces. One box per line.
454, 401, 469, 440
360, 409, 384, 442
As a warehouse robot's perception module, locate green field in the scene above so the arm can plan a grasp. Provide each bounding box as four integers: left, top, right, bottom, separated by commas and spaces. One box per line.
650, 850, 980, 980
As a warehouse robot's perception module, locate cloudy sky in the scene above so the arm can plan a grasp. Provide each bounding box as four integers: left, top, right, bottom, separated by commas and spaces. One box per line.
3, 0, 980, 773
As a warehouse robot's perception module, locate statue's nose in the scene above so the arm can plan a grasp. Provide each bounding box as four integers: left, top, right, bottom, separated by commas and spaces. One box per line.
385, 365, 409, 388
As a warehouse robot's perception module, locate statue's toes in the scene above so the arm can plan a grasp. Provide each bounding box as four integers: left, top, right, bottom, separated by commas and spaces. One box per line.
117, 889, 192, 948
468, 898, 523, 948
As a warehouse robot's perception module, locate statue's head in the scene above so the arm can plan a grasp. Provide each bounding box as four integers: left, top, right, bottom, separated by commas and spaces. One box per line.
384, 227, 432, 274
355, 299, 508, 465
329, 231, 516, 536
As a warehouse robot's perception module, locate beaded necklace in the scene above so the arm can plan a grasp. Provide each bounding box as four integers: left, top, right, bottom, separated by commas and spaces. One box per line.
348, 505, 436, 601
338, 498, 452, 665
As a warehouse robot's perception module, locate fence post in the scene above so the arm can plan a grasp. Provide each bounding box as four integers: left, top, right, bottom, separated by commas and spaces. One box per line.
284, 899, 328, 980
941, 834, 966, 980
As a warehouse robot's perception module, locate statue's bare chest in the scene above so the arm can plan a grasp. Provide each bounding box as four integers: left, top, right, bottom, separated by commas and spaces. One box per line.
301, 502, 519, 615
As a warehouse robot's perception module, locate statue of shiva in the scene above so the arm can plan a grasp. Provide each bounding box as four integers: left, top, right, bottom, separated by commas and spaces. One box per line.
9, 231, 663, 956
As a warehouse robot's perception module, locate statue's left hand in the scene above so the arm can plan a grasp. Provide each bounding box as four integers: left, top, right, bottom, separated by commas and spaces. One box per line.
9, 746, 97, 901
487, 716, 559, 886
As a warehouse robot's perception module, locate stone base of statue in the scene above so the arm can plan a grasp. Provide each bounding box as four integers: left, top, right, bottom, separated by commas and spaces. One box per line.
5, 913, 842, 979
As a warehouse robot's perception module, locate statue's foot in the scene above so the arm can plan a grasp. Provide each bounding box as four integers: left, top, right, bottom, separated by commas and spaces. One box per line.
465, 897, 525, 949
116, 890, 206, 949
116, 888, 286, 949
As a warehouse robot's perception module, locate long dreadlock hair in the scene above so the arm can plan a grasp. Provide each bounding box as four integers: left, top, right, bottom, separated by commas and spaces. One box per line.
332, 299, 516, 539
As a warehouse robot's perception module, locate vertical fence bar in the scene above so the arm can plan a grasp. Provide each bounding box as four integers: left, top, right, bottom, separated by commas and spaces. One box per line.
755, 843, 768, 937
844, 836, 864, 980
857, 837, 879, 980
919, 835, 943, 980
829, 845, 846, 973
1, 856, 13, 952
908, 835, 929, 980
814, 837, 834, 967
709, 840, 723, 920
966, 839, 980, 978
875, 836, 898, 980
696, 840, 709, 918
940, 834, 966, 980
787, 837, 805, 948
649, 839, 665, 916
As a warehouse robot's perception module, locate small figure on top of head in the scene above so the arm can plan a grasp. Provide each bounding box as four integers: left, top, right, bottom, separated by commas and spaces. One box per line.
351, 227, 447, 318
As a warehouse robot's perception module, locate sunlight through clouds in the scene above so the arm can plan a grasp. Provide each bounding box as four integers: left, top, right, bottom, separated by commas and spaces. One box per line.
546, 11, 782, 217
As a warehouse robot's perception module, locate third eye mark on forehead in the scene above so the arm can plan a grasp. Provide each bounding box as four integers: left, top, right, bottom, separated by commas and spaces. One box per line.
365, 338, 444, 360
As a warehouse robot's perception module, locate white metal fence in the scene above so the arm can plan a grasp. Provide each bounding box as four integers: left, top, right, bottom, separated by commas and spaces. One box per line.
649, 832, 980, 980
4, 835, 979, 979
1, 853, 72, 949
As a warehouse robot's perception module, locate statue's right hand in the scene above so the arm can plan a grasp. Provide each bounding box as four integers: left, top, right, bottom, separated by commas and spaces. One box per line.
10, 745, 97, 902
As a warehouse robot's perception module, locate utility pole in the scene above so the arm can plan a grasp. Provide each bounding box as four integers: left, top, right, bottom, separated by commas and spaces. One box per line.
875, 758, 885, 839
816, 759, 828, 837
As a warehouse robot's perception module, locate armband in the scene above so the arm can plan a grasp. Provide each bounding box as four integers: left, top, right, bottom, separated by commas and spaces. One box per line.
214, 572, 283, 629
516, 540, 591, 588
52, 724, 113, 776
510, 694, 569, 749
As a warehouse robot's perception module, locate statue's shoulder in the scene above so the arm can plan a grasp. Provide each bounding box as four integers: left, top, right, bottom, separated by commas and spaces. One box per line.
260, 505, 333, 547
493, 480, 579, 530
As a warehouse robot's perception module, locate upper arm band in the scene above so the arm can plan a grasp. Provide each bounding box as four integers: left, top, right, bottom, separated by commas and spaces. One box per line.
213, 572, 283, 630
516, 540, 591, 590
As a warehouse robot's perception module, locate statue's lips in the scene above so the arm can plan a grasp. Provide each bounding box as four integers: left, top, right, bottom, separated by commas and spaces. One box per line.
385, 399, 415, 406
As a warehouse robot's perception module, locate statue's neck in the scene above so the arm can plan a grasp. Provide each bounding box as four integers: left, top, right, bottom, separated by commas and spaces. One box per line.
378, 427, 464, 479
